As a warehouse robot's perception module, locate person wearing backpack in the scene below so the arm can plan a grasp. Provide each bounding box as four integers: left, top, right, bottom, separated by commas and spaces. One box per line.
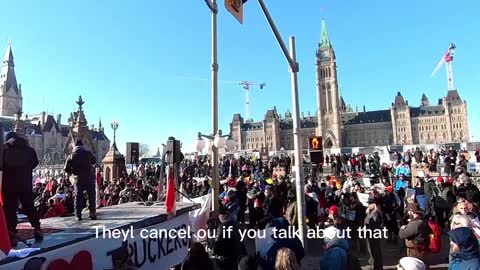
399, 203, 432, 265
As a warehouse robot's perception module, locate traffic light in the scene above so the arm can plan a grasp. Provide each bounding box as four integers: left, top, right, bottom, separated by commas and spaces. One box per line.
309, 136, 322, 151
310, 151, 324, 164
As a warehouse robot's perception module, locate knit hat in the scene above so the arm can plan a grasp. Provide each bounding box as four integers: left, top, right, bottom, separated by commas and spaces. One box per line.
329, 205, 339, 216
436, 176, 444, 183
385, 186, 394, 193
367, 196, 376, 204
5, 131, 18, 141
398, 257, 425, 270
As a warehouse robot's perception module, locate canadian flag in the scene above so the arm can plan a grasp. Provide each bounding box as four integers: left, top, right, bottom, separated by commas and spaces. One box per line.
165, 166, 176, 218
0, 172, 12, 259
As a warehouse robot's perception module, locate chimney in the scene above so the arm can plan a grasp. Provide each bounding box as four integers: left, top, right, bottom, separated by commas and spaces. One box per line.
307, 111, 311, 117
363, 105, 366, 113
56, 114, 62, 125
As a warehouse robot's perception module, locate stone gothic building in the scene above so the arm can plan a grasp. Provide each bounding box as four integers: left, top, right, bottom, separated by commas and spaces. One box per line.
0, 43, 110, 164
230, 19, 470, 152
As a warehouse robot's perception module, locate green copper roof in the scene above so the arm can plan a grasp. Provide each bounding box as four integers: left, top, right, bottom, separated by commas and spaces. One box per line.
320, 18, 332, 48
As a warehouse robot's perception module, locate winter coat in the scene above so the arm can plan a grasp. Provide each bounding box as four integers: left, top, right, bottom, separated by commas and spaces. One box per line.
258, 218, 304, 270
414, 150, 423, 163
285, 201, 298, 226
395, 180, 408, 192
434, 185, 455, 209
2, 137, 39, 192
319, 238, 348, 270
424, 180, 436, 205
364, 208, 383, 231
64, 146, 96, 184
454, 184, 480, 205
213, 221, 246, 270
396, 165, 410, 177
399, 217, 431, 247
449, 227, 480, 270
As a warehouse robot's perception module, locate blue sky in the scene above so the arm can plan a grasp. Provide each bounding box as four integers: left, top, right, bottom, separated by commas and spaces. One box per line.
2, 0, 479, 154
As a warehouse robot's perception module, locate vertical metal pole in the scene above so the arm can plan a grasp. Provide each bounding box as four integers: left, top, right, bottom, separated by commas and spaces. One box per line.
245, 84, 250, 121
289, 37, 307, 247
211, 0, 220, 217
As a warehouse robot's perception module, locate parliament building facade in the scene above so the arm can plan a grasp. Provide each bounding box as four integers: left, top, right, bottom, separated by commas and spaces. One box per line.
230, 19, 470, 152
0, 43, 110, 164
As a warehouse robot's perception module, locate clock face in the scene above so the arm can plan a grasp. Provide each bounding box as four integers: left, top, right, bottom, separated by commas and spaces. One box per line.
319, 50, 330, 60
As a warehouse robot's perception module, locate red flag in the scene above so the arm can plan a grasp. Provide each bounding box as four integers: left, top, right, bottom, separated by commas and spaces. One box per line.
165, 166, 176, 217
0, 192, 11, 256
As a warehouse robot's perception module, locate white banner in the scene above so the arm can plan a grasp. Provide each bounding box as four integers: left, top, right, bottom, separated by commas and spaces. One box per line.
2, 213, 190, 270
182, 194, 211, 241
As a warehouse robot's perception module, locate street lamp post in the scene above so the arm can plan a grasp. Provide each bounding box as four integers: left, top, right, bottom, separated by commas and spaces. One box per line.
205, 0, 219, 217
195, 130, 236, 216
111, 121, 119, 145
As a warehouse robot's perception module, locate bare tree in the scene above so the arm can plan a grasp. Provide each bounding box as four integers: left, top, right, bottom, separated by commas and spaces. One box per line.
140, 143, 150, 157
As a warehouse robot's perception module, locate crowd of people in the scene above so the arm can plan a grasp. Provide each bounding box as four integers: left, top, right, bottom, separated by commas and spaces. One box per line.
2, 130, 480, 270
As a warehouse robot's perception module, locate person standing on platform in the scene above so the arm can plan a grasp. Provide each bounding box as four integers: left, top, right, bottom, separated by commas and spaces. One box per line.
64, 140, 97, 221
2, 131, 42, 246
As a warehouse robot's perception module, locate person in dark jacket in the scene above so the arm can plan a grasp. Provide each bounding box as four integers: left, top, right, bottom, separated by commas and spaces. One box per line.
2, 132, 42, 246
453, 174, 480, 207
448, 227, 480, 270
399, 203, 431, 263
423, 176, 436, 217
182, 242, 214, 270
64, 140, 97, 221
319, 226, 349, 270
213, 202, 246, 270
433, 176, 455, 228
414, 147, 423, 164
258, 217, 304, 270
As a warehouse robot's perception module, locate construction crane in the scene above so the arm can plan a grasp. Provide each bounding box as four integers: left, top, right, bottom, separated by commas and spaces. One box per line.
431, 43, 456, 90
239, 81, 266, 121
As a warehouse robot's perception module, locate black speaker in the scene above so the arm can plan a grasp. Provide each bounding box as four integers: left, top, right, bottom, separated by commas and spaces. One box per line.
126, 142, 139, 164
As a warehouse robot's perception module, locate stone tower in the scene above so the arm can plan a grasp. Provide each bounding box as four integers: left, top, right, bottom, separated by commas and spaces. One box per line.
390, 92, 413, 144
421, 93, 429, 107
315, 18, 342, 148
0, 43, 23, 116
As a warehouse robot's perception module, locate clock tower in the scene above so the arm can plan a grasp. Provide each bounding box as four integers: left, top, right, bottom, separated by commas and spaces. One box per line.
315, 18, 342, 149
0, 43, 22, 116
